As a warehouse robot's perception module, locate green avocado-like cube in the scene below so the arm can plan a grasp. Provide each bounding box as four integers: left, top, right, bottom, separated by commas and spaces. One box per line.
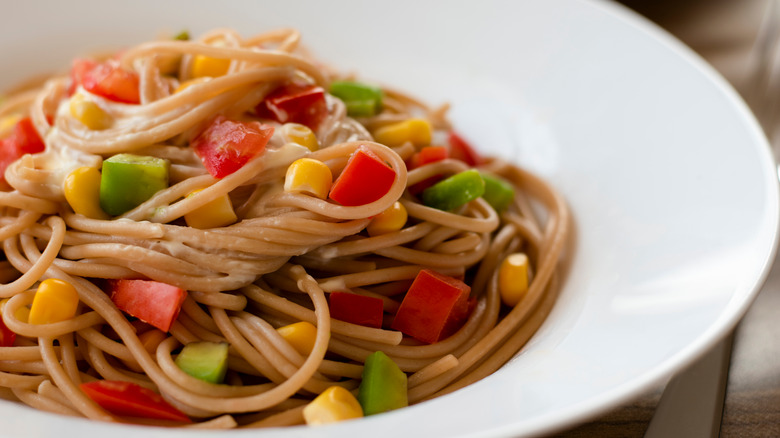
421, 169, 485, 211
99, 154, 169, 216
357, 351, 408, 416
174, 341, 229, 384
480, 172, 515, 212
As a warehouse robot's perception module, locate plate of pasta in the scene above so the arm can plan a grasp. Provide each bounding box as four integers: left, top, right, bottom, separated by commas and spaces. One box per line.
0, 0, 777, 437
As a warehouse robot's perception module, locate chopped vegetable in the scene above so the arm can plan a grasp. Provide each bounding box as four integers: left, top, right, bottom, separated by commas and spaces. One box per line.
183, 190, 237, 229
28, 279, 80, 325
480, 172, 515, 213
80, 380, 191, 423
372, 118, 432, 147
69, 93, 113, 130
409, 145, 448, 169
0, 317, 15, 347
391, 269, 471, 343
70, 59, 141, 104
448, 131, 482, 166
175, 341, 229, 384
366, 201, 407, 236
173, 30, 190, 41
258, 82, 328, 130
284, 158, 333, 200
277, 321, 318, 356
192, 116, 274, 178
303, 386, 363, 425
191, 55, 231, 78
279, 123, 319, 152
99, 154, 170, 216
357, 351, 408, 415
0, 117, 45, 184
329, 146, 396, 206
498, 253, 529, 306
329, 292, 384, 329
108, 279, 187, 332
63, 166, 109, 220
421, 169, 485, 211
329, 80, 382, 117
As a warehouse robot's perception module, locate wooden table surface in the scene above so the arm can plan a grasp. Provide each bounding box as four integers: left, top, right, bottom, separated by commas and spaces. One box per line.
552, 1, 780, 436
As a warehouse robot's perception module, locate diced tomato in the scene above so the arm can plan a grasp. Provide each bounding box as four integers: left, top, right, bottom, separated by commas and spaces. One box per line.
257, 81, 328, 130
408, 146, 449, 195
80, 380, 191, 423
0, 117, 46, 184
192, 116, 274, 178
329, 292, 384, 329
390, 269, 471, 344
0, 317, 16, 347
69, 58, 140, 104
448, 132, 482, 167
329, 146, 396, 206
109, 279, 187, 332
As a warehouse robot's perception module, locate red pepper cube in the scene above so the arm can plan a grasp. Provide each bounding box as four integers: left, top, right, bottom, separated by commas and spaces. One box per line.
448, 132, 482, 167
192, 116, 275, 178
329, 291, 384, 329
409, 146, 448, 170
391, 269, 471, 344
0, 318, 16, 347
80, 380, 191, 423
109, 279, 187, 332
258, 82, 328, 130
329, 146, 396, 206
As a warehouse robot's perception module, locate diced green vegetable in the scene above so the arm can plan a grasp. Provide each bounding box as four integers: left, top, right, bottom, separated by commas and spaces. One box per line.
357, 351, 408, 415
329, 80, 382, 117
174, 341, 229, 384
480, 172, 515, 212
173, 30, 190, 41
99, 153, 169, 216
421, 169, 485, 211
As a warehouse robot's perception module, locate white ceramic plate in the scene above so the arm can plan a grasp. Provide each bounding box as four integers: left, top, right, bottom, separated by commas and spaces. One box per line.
0, 0, 777, 437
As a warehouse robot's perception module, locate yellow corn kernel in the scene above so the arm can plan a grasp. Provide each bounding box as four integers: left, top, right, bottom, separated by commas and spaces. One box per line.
69, 93, 113, 130
280, 123, 319, 152
0, 298, 29, 323
63, 166, 110, 220
284, 158, 332, 199
175, 77, 210, 94
372, 118, 432, 148
277, 321, 317, 356
191, 55, 231, 78
28, 279, 80, 325
498, 253, 530, 307
366, 201, 408, 236
0, 114, 21, 138
303, 386, 364, 425
183, 190, 238, 229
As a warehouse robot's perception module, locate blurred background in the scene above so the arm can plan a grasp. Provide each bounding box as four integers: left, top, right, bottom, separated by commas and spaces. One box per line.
557, 0, 780, 436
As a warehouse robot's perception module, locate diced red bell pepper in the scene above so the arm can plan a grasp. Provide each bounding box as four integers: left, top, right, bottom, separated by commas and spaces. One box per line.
0, 317, 16, 347
329, 146, 396, 206
192, 116, 274, 179
390, 269, 471, 344
69, 58, 140, 104
448, 132, 482, 167
329, 291, 384, 329
80, 380, 191, 423
109, 279, 187, 332
408, 146, 449, 194
257, 81, 328, 130
0, 117, 46, 184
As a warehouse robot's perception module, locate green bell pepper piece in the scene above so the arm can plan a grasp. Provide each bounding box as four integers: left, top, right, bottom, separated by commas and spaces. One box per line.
174, 341, 229, 384
421, 169, 485, 211
329, 80, 383, 117
480, 172, 515, 212
99, 154, 169, 216
358, 351, 408, 416
173, 30, 190, 41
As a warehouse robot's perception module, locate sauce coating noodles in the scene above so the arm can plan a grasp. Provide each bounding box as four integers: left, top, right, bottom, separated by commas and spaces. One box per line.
0, 28, 570, 428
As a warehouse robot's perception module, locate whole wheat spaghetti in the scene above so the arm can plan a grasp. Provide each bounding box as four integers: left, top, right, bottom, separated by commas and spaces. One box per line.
0, 28, 570, 428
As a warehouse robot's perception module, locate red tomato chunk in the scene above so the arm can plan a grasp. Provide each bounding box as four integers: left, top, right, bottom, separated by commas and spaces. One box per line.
109, 279, 187, 332
0, 318, 16, 347
391, 269, 471, 344
257, 81, 328, 130
448, 132, 482, 167
0, 117, 46, 184
80, 380, 191, 423
69, 58, 141, 104
192, 116, 274, 178
409, 146, 448, 169
329, 146, 396, 206
329, 291, 384, 329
